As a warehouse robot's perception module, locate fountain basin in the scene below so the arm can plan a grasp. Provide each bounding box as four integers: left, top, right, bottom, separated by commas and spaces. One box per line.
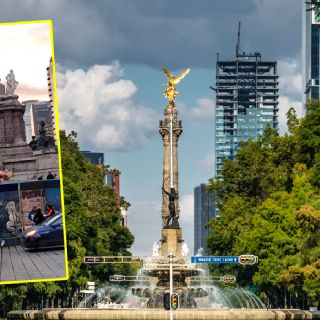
7, 308, 320, 320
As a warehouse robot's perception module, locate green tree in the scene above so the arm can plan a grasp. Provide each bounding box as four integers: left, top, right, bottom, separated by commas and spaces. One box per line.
0, 130, 136, 310
207, 102, 320, 308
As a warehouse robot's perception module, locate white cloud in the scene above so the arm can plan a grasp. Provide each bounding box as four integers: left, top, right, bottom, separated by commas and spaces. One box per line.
57, 61, 158, 151
179, 194, 194, 224
127, 201, 162, 256
277, 58, 303, 135
175, 100, 188, 117
278, 96, 303, 136
278, 58, 302, 101
179, 193, 195, 254
0, 22, 51, 101
189, 98, 215, 121
128, 195, 195, 256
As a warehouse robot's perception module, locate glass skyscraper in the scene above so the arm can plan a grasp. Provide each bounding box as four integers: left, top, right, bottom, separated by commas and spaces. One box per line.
214, 55, 279, 177
302, 2, 320, 103
194, 184, 215, 254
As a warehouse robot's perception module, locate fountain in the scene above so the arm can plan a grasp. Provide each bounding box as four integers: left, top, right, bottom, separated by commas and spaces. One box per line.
8, 67, 320, 319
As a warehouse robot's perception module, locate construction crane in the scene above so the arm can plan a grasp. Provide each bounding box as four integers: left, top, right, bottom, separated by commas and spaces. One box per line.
235, 22, 261, 60
236, 22, 242, 58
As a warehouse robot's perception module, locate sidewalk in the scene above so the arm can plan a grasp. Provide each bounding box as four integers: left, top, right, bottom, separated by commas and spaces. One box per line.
0, 245, 66, 282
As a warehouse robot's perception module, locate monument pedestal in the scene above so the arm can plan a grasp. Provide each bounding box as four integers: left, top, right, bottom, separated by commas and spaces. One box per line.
160, 228, 183, 258
0, 95, 58, 180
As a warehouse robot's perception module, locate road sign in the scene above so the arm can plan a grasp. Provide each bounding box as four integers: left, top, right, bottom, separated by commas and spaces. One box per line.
191, 256, 239, 264
109, 275, 151, 282
83, 256, 145, 264
191, 255, 258, 265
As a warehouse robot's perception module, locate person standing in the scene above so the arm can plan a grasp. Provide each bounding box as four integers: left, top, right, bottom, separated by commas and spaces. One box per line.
33, 208, 45, 225
28, 206, 38, 223
47, 171, 54, 180
46, 204, 55, 218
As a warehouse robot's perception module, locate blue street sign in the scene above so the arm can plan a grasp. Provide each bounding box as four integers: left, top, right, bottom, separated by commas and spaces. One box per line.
191, 256, 239, 264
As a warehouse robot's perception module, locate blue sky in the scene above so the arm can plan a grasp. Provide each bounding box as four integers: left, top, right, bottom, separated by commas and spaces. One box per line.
0, 0, 304, 255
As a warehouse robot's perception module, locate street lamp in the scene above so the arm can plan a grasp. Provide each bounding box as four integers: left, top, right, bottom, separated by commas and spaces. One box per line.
168, 253, 174, 320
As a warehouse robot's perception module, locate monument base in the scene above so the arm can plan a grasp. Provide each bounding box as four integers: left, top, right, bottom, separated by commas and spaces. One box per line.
8, 309, 320, 320
0, 94, 58, 181
160, 227, 183, 258
0, 146, 58, 181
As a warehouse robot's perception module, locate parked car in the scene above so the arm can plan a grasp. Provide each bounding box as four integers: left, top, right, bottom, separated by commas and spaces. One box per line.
21, 214, 64, 250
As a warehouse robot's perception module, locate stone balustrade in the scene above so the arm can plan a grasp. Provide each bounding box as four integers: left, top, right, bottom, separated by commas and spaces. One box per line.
7, 308, 320, 320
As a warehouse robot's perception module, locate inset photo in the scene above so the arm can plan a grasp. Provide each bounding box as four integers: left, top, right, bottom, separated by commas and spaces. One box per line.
0, 21, 68, 284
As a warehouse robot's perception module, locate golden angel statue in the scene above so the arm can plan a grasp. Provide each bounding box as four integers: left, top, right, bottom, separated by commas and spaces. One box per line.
162, 66, 190, 103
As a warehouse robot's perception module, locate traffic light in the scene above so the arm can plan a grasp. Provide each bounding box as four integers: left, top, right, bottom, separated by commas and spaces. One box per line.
163, 293, 170, 310
170, 293, 179, 310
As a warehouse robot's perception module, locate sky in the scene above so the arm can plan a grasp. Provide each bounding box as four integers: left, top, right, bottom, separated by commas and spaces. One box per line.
0, 22, 51, 101
0, 0, 305, 256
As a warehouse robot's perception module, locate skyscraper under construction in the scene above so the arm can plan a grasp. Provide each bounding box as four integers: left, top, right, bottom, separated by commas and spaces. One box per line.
302, 1, 320, 103
214, 23, 279, 177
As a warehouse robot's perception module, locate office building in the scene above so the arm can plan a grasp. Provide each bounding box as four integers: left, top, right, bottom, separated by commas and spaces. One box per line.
23, 100, 54, 142
194, 183, 215, 254
81, 150, 106, 184
81, 151, 127, 227
106, 168, 128, 226
81, 151, 104, 165
302, 2, 320, 103
214, 53, 279, 177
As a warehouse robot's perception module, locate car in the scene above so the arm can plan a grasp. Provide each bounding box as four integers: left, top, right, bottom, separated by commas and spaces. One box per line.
20, 214, 64, 250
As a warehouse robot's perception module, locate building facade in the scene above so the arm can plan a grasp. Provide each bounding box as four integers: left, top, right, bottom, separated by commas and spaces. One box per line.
194, 183, 215, 254
214, 54, 279, 177
81, 151, 104, 165
302, 2, 320, 103
23, 100, 54, 143
80, 150, 106, 184
80, 150, 127, 227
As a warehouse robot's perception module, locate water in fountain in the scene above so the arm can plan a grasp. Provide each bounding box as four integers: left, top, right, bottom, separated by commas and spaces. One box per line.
78, 242, 266, 309
78, 286, 128, 308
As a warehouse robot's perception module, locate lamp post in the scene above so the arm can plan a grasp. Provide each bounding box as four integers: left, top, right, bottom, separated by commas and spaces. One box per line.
169, 253, 174, 320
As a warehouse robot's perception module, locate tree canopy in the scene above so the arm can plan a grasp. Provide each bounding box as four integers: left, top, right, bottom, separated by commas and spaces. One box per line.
0, 130, 135, 313
207, 101, 320, 308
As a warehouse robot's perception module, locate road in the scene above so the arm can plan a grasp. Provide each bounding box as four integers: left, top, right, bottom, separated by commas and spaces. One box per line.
0, 245, 66, 282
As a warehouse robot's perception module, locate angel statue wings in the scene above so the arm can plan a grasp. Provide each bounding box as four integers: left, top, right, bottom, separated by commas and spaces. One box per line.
162, 66, 190, 103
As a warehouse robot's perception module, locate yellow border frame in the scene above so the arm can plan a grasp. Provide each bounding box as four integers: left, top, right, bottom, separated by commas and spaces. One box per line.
0, 20, 69, 285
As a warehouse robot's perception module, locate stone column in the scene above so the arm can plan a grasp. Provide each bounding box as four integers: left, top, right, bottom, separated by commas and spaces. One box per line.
159, 102, 182, 228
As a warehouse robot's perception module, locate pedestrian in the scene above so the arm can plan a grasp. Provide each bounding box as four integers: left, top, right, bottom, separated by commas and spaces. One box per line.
33, 208, 45, 225
47, 171, 54, 179
28, 206, 38, 223
46, 204, 55, 218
